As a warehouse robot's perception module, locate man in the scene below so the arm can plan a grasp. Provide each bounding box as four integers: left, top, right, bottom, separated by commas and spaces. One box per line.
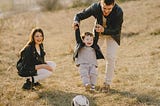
73, 0, 123, 92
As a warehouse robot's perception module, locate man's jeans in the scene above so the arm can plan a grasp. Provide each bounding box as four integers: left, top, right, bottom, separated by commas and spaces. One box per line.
98, 35, 119, 85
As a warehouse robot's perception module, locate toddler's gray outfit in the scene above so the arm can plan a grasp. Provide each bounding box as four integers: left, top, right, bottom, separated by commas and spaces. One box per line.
76, 46, 98, 85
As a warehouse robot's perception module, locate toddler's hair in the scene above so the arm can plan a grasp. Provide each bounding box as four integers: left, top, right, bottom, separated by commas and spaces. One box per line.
82, 32, 94, 40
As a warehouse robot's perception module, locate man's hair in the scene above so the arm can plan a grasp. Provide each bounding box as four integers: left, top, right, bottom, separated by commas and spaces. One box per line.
102, 0, 115, 5
82, 32, 94, 40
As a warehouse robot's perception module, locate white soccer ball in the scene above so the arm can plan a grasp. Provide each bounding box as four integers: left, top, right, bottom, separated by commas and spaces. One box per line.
72, 95, 89, 106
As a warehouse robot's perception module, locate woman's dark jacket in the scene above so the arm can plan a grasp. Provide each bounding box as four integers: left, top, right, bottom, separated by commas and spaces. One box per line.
20, 43, 46, 76
73, 28, 104, 60
74, 2, 123, 45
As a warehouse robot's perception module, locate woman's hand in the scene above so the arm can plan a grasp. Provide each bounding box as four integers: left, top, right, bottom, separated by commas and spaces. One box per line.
35, 64, 53, 71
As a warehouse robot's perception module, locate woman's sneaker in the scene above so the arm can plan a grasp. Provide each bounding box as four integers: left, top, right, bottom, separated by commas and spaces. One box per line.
34, 82, 41, 87
22, 79, 32, 90
34, 82, 43, 89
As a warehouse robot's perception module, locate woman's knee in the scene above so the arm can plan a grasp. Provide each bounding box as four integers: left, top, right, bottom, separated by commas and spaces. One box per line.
46, 61, 56, 68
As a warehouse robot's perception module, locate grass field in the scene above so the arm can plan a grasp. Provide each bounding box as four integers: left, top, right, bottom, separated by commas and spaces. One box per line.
0, 0, 160, 105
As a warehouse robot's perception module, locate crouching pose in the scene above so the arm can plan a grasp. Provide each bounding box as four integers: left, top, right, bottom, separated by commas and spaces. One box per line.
18, 28, 56, 90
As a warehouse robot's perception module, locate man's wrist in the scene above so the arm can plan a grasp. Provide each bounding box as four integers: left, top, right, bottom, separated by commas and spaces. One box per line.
74, 21, 79, 24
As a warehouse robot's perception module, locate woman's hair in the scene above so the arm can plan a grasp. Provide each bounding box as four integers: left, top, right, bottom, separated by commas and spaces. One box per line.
82, 32, 94, 40
19, 27, 44, 54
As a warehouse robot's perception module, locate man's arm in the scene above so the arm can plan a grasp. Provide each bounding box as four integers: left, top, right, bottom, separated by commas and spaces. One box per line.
93, 30, 99, 45
75, 26, 83, 44
74, 3, 96, 23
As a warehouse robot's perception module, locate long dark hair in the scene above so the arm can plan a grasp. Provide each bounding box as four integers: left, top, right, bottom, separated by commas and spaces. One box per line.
20, 27, 44, 54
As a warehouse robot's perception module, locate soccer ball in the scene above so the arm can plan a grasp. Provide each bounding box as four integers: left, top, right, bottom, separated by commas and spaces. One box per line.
71, 95, 89, 106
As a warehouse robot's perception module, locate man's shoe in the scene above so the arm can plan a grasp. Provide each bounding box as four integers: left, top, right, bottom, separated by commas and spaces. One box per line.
22, 79, 32, 90
101, 83, 110, 93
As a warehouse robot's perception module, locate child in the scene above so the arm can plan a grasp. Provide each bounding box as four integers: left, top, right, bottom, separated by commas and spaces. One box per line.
73, 26, 104, 92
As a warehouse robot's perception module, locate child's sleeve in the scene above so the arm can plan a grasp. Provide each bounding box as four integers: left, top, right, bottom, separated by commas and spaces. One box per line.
75, 27, 83, 44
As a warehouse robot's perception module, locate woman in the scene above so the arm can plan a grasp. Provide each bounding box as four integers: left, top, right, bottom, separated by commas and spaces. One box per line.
19, 27, 56, 90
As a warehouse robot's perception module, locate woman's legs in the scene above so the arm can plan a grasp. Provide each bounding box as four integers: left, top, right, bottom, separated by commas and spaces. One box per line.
34, 69, 52, 82
23, 61, 56, 90
34, 61, 56, 82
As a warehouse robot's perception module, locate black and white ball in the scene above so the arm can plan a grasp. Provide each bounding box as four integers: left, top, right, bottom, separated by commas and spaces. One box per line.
71, 95, 89, 106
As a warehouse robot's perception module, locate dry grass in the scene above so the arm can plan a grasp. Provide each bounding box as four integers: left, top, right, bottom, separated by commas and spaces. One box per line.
37, 0, 62, 11
0, 0, 160, 105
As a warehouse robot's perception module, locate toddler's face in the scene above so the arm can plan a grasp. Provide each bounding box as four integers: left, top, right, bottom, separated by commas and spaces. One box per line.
82, 36, 94, 47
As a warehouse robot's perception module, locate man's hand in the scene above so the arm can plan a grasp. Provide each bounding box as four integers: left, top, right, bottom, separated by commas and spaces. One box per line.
95, 24, 104, 33
72, 21, 79, 30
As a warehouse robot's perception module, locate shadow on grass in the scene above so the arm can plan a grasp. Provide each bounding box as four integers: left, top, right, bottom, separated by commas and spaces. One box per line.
108, 89, 160, 105
38, 90, 97, 106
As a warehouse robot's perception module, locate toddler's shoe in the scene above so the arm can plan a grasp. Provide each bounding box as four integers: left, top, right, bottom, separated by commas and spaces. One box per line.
85, 84, 91, 92
90, 85, 95, 93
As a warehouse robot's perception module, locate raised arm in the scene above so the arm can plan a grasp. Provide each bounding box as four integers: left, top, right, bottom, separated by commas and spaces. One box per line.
75, 26, 83, 44
93, 30, 99, 45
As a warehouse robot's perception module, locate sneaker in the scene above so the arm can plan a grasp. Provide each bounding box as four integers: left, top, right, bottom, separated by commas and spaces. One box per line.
85, 84, 91, 91
101, 83, 110, 93
34, 82, 42, 87
34, 82, 43, 89
90, 85, 95, 92
22, 79, 32, 90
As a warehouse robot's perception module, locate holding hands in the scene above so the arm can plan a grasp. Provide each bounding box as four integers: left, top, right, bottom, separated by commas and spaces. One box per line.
73, 22, 104, 33
95, 24, 104, 33
72, 21, 79, 30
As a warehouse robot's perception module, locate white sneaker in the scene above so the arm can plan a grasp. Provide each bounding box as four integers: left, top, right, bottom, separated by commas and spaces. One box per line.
90, 85, 95, 92
85, 84, 91, 91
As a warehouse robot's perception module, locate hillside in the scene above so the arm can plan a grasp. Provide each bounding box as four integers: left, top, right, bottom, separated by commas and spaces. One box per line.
0, 0, 160, 105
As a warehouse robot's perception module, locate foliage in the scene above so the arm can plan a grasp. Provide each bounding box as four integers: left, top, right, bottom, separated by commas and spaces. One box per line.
0, 0, 160, 105
71, 0, 96, 8
37, 0, 62, 11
